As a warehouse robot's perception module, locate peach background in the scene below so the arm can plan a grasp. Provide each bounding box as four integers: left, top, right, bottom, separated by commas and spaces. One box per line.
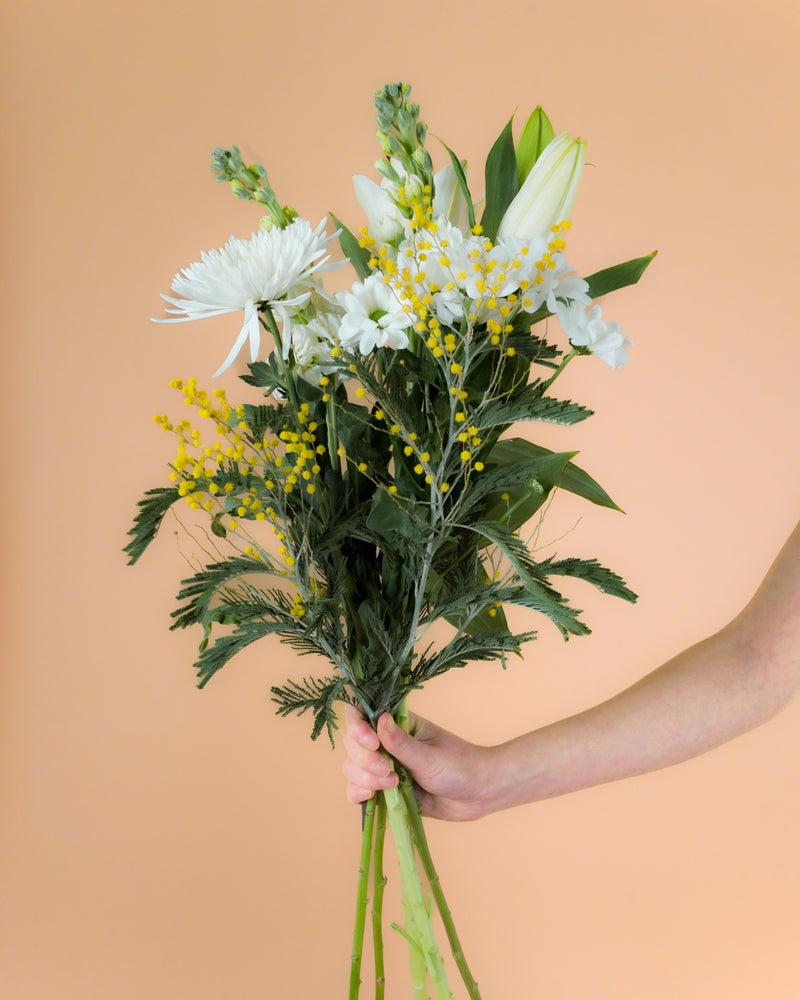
3, 0, 799, 997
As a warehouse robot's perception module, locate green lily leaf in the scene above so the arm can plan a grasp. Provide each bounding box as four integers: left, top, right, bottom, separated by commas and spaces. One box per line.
483, 447, 576, 530
585, 251, 657, 300
480, 116, 518, 241
331, 213, 372, 280
367, 487, 420, 537
489, 438, 622, 511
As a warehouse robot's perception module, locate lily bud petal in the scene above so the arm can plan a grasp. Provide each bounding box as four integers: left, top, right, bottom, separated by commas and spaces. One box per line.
352, 174, 404, 243
497, 132, 585, 241
432, 162, 468, 230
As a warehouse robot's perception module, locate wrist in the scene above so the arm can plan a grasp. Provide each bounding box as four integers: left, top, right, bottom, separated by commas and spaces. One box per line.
475, 730, 560, 814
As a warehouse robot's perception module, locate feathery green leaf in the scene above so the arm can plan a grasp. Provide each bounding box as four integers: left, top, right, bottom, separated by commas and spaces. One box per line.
124, 487, 181, 565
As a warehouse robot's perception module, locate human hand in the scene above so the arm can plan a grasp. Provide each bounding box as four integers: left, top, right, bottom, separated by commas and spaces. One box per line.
341, 704, 494, 822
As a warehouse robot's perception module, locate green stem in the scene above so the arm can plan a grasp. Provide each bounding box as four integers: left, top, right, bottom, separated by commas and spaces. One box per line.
383, 783, 454, 1000
326, 391, 340, 472
350, 794, 376, 1000
261, 308, 301, 414
398, 773, 483, 1000
542, 347, 578, 390
372, 794, 387, 1000
391, 699, 430, 997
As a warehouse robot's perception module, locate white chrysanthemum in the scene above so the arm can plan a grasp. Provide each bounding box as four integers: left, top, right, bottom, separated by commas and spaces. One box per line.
556, 301, 632, 368
337, 275, 412, 355
154, 218, 339, 376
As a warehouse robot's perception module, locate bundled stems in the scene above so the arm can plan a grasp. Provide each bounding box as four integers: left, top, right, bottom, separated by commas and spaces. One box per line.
348, 703, 481, 1000
384, 781, 453, 999
398, 772, 482, 1000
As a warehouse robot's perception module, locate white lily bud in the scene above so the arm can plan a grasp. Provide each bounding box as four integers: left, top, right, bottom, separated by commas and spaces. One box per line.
497, 132, 585, 240
352, 174, 405, 244
431, 162, 469, 230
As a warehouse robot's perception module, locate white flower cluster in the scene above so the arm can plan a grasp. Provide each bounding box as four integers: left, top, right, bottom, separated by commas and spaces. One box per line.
153, 132, 631, 375
339, 151, 631, 369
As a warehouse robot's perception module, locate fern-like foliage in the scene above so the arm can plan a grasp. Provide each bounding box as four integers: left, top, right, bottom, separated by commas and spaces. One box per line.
271, 675, 346, 745
124, 487, 181, 565
171, 555, 276, 630
480, 386, 594, 429
412, 629, 537, 687
538, 557, 638, 603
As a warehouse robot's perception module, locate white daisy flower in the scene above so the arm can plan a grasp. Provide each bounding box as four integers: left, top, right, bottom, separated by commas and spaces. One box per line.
154, 218, 340, 376
337, 274, 412, 355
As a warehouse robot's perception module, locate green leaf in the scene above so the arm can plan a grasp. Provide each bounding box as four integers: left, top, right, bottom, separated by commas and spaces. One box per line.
331, 214, 372, 280
366, 486, 420, 537
482, 448, 576, 530
585, 252, 657, 300
443, 567, 511, 636
439, 140, 476, 230
480, 385, 594, 430
466, 521, 588, 638
516, 106, 555, 185
490, 438, 623, 511
413, 629, 536, 685
271, 675, 345, 746
480, 116, 519, 241
124, 487, 181, 565
240, 357, 286, 393
540, 556, 637, 603
171, 555, 277, 631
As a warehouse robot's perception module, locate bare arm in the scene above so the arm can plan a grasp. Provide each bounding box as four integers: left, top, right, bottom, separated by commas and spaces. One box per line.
343, 520, 800, 819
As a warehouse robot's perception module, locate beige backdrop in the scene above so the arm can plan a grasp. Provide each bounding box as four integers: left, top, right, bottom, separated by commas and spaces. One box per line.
3, 0, 800, 997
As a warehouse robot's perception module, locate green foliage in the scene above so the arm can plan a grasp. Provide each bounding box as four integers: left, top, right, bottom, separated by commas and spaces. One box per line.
271, 675, 345, 745
331, 214, 372, 280
124, 487, 180, 565
480, 116, 519, 241
491, 439, 623, 511
585, 252, 657, 299
171, 555, 275, 631
539, 556, 638, 602
439, 140, 476, 230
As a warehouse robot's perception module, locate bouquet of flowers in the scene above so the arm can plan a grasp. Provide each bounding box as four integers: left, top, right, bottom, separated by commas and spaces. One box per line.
126, 82, 653, 999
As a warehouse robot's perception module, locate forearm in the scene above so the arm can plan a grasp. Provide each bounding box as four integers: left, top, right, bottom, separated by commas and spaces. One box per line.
480, 521, 800, 812
481, 632, 766, 810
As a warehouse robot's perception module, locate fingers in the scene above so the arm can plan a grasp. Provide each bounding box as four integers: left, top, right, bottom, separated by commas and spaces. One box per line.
342, 704, 380, 752
342, 704, 398, 803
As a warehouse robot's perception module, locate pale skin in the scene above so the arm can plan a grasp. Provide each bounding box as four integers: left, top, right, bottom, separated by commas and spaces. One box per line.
342, 519, 800, 822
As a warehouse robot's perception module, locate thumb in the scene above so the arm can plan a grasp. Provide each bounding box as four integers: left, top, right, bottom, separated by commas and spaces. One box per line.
377, 713, 434, 779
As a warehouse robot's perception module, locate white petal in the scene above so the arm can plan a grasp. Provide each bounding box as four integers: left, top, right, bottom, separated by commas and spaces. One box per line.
213, 302, 259, 377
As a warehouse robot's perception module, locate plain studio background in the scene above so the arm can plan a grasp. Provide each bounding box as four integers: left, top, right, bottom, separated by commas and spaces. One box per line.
2, 0, 799, 997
